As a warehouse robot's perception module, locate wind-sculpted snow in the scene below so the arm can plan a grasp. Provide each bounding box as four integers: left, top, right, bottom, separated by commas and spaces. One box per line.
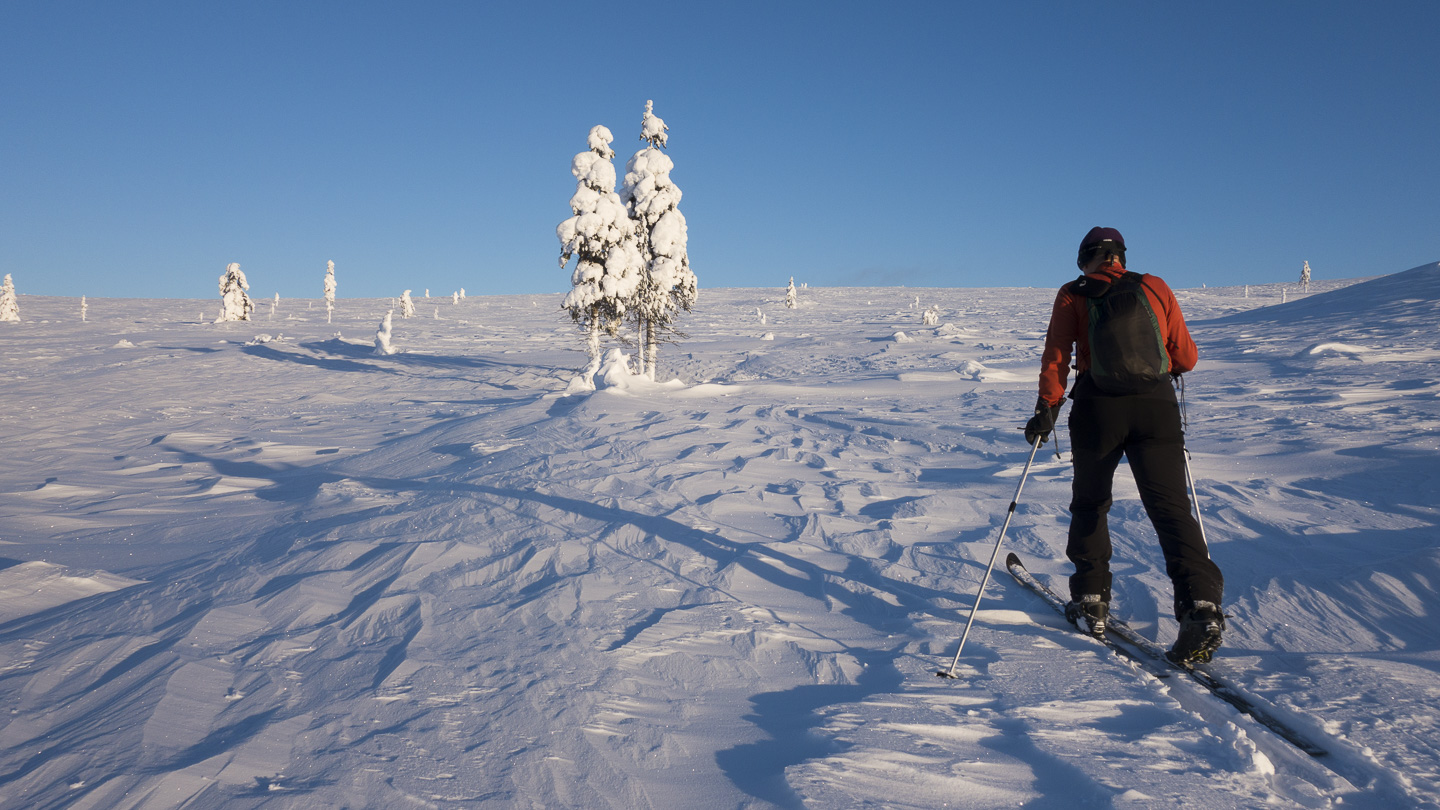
0, 273, 1437, 808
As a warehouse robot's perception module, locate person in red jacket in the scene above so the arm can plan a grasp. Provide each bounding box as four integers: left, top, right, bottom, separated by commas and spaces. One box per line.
1024, 227, 1226, 664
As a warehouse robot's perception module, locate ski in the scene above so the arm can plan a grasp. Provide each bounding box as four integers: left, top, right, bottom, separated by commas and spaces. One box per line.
1005, 552, 1327, 758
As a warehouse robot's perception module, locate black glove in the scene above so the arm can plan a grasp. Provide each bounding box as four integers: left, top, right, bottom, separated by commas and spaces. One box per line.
1024, 398, 1062, 445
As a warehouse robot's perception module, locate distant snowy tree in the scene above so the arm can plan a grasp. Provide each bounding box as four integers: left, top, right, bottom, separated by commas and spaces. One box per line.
216, 263, 254, 322
81, 296, 88, 322
1300, 261, 1312, 292
324, 261, 337, 323
452, 291, 459, 304
271, 292, 279, 319
0, 274, 19, 323
922, 305, 940, 326
621, 101, 697, 379
400, 290, 416, 318
785, 277, 798, 309
375, 311, 397, 355
460, 288, 466, 299
559, 125, 644, 368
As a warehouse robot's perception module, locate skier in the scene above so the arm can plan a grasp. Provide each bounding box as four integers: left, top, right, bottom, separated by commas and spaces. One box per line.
1024, 227, 1226, 664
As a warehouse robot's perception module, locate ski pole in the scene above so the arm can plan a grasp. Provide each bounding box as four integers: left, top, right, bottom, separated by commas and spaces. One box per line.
1173, 374, 1210, 546
1182, 446, 1209, 547
937, 435, 1044, 679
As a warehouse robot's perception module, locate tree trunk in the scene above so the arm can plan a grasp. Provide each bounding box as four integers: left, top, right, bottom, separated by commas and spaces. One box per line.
636, 319, 648, 378
586, 310, 601, 363
644, 319, 658, 380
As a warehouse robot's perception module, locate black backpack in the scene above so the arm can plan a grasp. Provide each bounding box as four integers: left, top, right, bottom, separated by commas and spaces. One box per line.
1071, 271, 1170, 395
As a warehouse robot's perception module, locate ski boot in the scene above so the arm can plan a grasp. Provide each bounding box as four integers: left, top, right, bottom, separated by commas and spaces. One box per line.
1168, 601, 1225, 665
1065, 594, 1109, 637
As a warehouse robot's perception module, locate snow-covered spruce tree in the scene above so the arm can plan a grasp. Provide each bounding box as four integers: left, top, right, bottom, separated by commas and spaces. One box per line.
1300, 260, 1312, 292
400, 290, 416, 318
0, 274, 19, 323
81, 296, 88, 322
785, 277, 798, 309
375, 311, 397, 355
324, 260, 337, 323
621, 101, 696, 379
558, 125, 644, 372
216, 263, 254, 322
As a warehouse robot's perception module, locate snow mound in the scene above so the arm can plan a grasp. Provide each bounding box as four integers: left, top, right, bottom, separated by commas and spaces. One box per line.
1303, 342, 1371, 357
951, 358, 1030, 382
592, 348, 685, 394
0, 561, 143, 623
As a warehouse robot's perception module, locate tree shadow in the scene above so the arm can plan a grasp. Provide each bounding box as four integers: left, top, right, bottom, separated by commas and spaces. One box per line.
715, 648, 903, 808
240, 343, 398, 375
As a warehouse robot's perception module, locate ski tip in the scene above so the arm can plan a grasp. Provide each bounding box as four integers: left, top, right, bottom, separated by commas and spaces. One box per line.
1005, 552, 1022, 568
935, 670, 958, 680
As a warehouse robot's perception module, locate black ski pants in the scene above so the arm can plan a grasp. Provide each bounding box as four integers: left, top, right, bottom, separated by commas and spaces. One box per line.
1065, 395, 1224, 615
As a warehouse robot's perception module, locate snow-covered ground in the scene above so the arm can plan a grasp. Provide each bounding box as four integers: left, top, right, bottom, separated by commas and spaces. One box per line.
2, 266, 1438, 809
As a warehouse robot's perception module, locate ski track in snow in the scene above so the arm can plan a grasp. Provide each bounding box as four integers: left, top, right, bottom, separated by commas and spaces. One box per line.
1, 269, 1438, 808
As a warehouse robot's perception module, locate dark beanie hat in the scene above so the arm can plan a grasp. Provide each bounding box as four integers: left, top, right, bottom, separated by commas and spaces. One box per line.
1079, 226, 1125, 253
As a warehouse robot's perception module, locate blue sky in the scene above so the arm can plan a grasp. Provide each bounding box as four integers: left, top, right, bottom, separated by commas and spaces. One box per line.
2, 1, 1437, 300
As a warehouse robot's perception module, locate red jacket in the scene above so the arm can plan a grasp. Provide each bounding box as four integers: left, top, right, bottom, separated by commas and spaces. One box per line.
1038, 261, 1197, 407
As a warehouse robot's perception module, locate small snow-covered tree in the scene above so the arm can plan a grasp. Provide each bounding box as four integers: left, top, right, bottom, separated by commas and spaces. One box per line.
270, 292, 279, 319
324, 260, 337, 323
0, 274, 19, 323
400, 290, 416, 318
621, 101, 697, 379
216, 263, 254, 322
81, 296, 88, 322
559, 125, 644, 368
375, 311, 397, 355
922, 305, 940, 326
785, 277, 798, 309
1299, 260, 1312, 292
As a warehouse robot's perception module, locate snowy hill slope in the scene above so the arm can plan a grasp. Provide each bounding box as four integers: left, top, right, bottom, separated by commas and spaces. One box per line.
1216, 262, 1437, 328
1, 270, 1437, 808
